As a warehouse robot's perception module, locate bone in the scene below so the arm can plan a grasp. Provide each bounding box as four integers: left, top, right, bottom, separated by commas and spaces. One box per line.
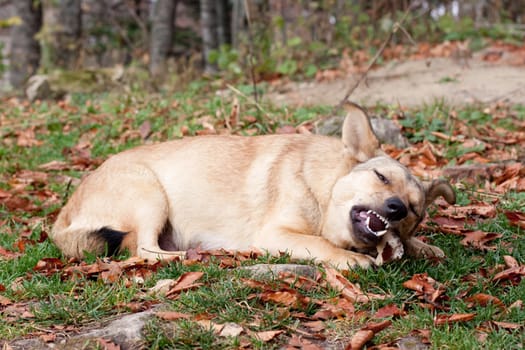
375, 231, 404, 266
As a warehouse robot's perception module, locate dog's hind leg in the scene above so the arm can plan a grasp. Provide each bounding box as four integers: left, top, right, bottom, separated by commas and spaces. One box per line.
114, 168, 186, 261
52, 163, 185, 261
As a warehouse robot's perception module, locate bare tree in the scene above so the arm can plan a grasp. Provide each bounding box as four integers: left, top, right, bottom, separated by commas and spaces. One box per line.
9, 0, 42, 88
149, 0, 178, 78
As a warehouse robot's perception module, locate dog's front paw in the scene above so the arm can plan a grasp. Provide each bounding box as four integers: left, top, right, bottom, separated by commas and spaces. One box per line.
404, 237, 445, 259
332, 251, 376, 270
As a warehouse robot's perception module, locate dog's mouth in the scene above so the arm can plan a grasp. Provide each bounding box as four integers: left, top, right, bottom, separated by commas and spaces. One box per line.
350, 206, 390, 246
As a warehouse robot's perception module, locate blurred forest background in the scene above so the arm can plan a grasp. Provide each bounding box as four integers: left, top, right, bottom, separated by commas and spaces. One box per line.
1, 0, 525, 97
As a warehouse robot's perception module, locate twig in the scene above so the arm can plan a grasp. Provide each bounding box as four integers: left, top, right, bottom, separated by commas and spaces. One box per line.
141, 247, 186, 257
242, 0, 260, 105
336, 2, 417, 109
226, 84, 269, 116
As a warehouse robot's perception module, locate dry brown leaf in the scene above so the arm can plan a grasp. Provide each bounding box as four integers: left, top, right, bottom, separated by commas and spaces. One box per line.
260, 289, 309, 307
491, 321, 523, 330
440, 204, 497, 219
346, 329, 374, 350
460, 231, 502, 251
434, 313, 476, 325
166, 271, 204, 297
96, 338, 121, 350
465, 293, 504, 309
155, 311, 191, 321
325, 265, 385, 303
253, 330, 284, 342
504, 211, 525, 229
493, 266, 525, 284
363, 319, 392, 333
40, 333, 56, 343
303, 320, 326, 332
402, 273, 436, 294
219, 322, 243, 337
374, 304, 406, 318
503, 255, 519, 268
0, 295, 13, 306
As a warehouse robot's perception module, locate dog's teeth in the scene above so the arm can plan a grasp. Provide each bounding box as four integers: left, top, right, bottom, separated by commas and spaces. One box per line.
367, 210, 372, 214
375, 230, 387, 237
365, 216, 370, 228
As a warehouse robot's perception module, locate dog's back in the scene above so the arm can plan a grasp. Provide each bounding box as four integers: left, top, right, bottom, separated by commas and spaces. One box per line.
52, 133, 353, 258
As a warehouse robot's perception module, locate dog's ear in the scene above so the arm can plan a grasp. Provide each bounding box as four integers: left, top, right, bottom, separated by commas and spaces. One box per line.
423, 179, 456, 207
341, 102, 380, 162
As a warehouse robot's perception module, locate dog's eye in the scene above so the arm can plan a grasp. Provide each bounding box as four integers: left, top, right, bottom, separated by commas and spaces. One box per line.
374, 170, 389, 185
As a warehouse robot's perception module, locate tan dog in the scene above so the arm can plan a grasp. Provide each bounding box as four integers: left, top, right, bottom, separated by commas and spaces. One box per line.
51, 103, 455, 268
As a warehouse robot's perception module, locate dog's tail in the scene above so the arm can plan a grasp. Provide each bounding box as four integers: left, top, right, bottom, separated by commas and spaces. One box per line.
50, 223, 127, 259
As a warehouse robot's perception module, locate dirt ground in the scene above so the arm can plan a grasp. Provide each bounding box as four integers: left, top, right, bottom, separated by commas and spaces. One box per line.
266, 48, 525, 108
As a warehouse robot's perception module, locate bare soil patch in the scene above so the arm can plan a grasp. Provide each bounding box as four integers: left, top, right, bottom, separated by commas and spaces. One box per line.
266, 49, 525, 107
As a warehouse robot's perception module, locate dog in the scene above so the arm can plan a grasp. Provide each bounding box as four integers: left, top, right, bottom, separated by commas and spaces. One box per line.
51, 103, 455, 269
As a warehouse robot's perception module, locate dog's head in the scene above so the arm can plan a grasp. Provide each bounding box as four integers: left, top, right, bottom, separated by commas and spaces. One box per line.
322, 103, 455, 250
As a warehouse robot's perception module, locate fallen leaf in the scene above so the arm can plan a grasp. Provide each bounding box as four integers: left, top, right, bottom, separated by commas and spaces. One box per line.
0, 246, 20, 260
504, 211, 525, 229
460, 231, 502, 251
261, 288, 310, 308
287, 334, 324, 350
252, 329, 284, 342
219, 322, 243, 337
493, 266, 525, 285
440, 204, 496, 219
40, 333, 56, 343
374, 304, 406, 318
325, 265, 385, 303
303, 320, 326, 332
0, 295, 13, 306
155, 311, 191, 320
491, 321, 523, 330
503, 255, 519, 268
403, 273, 436, 294
166, 271, 204, 297
363, 319, 392, 333
96, 338, 121, 350
465, 293, 504, 309
346, 329, 374, 350
434, 313, 476, 325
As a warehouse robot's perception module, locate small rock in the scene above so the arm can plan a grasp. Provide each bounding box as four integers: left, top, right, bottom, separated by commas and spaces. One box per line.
26, 75, 51, 102
241, 264, 318, 279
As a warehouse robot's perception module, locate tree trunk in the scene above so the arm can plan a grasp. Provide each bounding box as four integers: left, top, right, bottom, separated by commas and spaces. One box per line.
200, 0, 218, 74
57, 0, 82, 69
149, 0, 178, 78
9, 0, 42, 88
215, 0, 231, 46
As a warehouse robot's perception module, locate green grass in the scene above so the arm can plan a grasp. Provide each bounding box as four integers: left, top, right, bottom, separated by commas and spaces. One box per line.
0, 92, 524, 349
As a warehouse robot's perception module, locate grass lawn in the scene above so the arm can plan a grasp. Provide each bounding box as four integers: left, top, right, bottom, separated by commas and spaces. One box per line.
0, 87, 524, 349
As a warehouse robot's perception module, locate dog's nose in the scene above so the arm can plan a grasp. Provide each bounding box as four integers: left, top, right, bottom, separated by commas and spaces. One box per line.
384, 197, 408, 221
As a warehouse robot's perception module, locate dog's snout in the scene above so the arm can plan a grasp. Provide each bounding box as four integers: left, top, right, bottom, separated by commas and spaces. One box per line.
384, 197, 408, 221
